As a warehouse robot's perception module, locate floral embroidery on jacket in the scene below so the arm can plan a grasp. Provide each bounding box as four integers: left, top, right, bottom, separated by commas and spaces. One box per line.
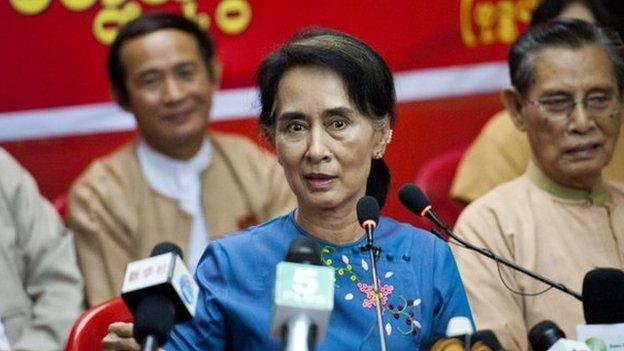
320, 246, 359, 285
320, 245, 422, 337
357, 282, 394, 308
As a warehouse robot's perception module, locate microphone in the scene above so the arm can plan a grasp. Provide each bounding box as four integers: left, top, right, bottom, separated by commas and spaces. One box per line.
356, 196, 387, 351
582, 268, 624, 324
357, 195, 379, 231
446, 316, 474, 337
576, 268, 624, 349
430, 317, 504, 351
121, 242, 199, 351
271, 237, 335, 351
430, 316, 474, 351
529, 320, 589, 351
398, 183, 583, 301
471, 330, 505, 351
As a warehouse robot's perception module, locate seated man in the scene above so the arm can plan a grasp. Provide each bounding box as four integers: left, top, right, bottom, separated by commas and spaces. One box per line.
68, 12, 295, 306
0, 148, 84, 350
451, 0, 624, 203
453, 19, 624, 350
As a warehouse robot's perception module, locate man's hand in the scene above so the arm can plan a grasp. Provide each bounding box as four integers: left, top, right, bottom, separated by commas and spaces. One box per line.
102, 322, 140, 351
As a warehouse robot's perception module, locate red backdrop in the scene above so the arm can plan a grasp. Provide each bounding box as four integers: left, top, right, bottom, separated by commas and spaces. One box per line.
0, 0, 528, 224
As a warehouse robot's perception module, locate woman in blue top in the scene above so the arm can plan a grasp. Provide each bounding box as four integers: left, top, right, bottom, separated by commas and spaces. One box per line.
104, 27, 473, 351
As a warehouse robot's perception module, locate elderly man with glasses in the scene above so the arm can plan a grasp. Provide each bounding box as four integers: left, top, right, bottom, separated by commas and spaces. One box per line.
452, 19, 624, 350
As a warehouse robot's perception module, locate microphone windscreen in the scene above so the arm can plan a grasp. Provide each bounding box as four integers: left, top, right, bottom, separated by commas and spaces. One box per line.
133, 294, 176, 345
446, 316, 474, 336
150, 241, 184, 259
583, 267, 624, 324
528, 320, 565, 351
398, 183, 431, 216
356, 196, 380, 227
285, 237, 321, 265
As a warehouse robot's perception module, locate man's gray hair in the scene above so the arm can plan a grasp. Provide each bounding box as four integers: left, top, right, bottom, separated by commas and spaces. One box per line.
509, 18, 624, 97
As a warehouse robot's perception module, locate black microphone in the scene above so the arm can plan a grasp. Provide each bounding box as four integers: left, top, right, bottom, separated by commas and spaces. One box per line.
356, 196, 388, 351
529, 320, 566, 351
357, 195, 380, 230
398, 183, 583, 301
528, 320, 591, 351
583, 268, 624, 324
121, 242, 199, 351
472, 330, 505, 351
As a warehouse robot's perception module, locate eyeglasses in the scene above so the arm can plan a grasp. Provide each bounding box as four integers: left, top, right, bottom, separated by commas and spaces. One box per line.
526, 91, 621, 122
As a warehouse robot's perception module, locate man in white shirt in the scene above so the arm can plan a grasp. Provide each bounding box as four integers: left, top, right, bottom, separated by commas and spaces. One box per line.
68, 12, 295, 306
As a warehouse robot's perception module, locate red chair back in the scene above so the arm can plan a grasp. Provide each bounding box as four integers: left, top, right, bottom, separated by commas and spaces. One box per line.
415, 146, 467, 229
66, 297, 133, 351
53, 193, 68, 222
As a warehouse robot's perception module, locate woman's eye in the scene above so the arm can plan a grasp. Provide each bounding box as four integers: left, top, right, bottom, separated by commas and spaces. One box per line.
287, 122, 306, 132
329, 119, 349, 130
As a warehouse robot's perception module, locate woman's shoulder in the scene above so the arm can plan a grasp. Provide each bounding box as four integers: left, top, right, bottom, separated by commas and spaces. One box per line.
378, 216, 444, 252
210, 213, 295, 255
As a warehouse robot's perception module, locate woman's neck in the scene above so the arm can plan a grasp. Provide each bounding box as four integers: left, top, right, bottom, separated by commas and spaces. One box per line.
295, 204, 363, 245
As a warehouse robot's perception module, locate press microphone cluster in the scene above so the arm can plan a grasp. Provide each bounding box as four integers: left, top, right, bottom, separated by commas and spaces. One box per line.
397, 183, 583, 301
271, 237, 335, 351
121, 242, 199, 351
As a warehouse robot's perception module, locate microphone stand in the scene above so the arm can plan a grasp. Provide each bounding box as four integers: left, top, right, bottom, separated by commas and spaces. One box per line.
426, 210, 583, 301
141, 335, 158, 351
362, 223, 388, 351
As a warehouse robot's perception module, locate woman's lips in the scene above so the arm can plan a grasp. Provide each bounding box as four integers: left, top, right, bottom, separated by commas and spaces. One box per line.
304, 173, 337, 190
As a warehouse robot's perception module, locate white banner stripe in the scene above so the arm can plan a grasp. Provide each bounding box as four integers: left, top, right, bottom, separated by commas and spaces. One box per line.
0, 61, 510, 142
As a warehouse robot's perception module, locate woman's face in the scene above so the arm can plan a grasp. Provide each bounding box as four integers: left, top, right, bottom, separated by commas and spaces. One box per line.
272, 65, 388, 213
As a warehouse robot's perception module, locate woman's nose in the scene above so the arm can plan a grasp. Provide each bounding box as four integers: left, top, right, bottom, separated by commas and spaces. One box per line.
305, 127, 331, 163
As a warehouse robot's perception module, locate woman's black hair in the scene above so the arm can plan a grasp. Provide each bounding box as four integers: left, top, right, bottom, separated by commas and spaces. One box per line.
257, 28, 396, 208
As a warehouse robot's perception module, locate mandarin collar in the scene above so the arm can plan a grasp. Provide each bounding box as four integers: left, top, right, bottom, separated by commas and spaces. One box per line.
526, 162, 612, 205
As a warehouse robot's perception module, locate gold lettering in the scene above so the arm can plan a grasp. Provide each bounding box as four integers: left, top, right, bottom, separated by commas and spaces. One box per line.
496, 0, 517, 44
516, 0, 538, 23
141, 0, 168, 5
60, 0, 98, 12
9, 0, 51, 15
474, 2, 496, 45
215, 0, 251, 35
180, 0, 210, 30
92, 1, 142, 45
460, 0, 477, 48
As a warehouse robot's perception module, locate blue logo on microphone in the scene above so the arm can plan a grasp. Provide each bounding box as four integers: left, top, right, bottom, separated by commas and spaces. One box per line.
179, 275, 195, 305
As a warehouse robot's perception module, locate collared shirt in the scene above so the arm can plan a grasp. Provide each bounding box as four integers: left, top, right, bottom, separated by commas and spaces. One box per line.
452, 164, 624, 350
137, 139, 211, 271
526, 162, 612, 205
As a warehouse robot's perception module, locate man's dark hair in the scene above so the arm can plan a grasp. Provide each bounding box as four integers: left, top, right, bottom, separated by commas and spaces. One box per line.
107, 12, 216, 106
256, 27, 395, 208
531, 0, 613, 27
509, 18, 624, 97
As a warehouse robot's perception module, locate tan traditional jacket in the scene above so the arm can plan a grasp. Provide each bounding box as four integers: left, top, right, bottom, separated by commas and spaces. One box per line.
451, 110, 624, 203
0, 148, 84, 351
453, 164, 624, 350
68, 132, 296, 306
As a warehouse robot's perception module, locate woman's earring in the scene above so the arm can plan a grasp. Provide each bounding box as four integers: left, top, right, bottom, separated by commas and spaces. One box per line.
373, 129, 392, 159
